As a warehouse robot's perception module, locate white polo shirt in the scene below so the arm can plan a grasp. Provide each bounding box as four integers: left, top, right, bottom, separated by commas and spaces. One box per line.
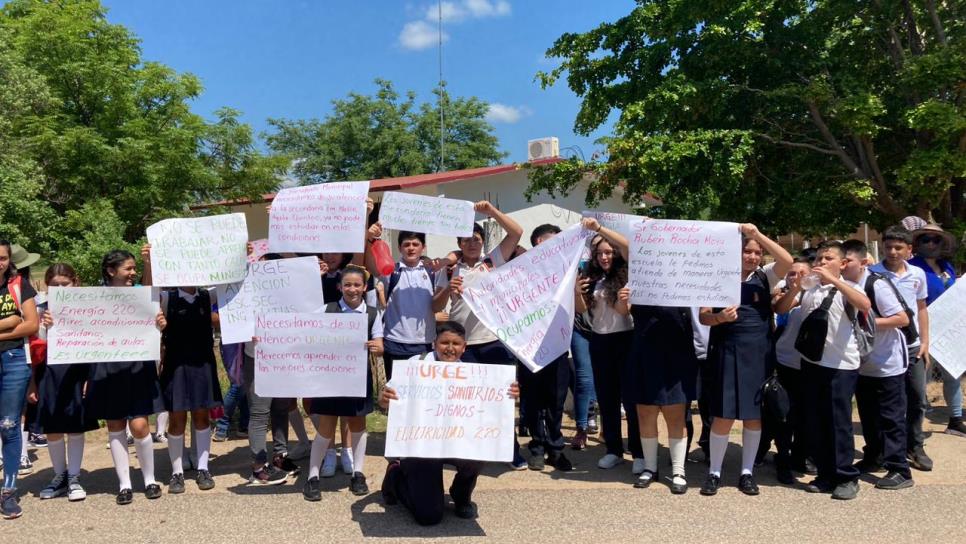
381, 261, 437, 345
776, 306, 803, 370
798, 280, 863, 371
868, 262, 927, 348
338, 298, 384, 339
857, 271, 908, 378
436, 249, 507, 345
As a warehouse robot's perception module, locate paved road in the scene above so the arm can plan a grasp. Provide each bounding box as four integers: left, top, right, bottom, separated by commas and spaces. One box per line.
5, 398, 964, 542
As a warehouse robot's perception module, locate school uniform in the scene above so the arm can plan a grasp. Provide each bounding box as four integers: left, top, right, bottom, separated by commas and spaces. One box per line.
855, 271, 911, 478
588, 285, 641, 458
770, 306, 808, 470
798, 281, 863, 486
159, 289, 222, 412
380, 262, 437, 379
382, 352, 484, 526
309, 300, 384, 417
707, 265, 779, 420
868, 263, 928, 453
627, 305, 698, 406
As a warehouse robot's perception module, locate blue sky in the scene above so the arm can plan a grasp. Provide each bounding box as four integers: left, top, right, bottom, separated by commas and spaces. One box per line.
98, 0, 635, 165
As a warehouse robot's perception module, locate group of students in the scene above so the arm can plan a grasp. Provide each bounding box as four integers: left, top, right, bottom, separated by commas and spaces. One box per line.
0, 200, 962, 523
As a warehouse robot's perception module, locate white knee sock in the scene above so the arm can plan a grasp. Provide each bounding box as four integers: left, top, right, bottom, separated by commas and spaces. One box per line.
48, 437, 67, 475
641, 437, 659, 473
167, 433, 184, 475
709, 431, 729, 477
289, 410, 309, 444
66, 434, 85, 477
741, 428, 762, 476
155, 412, 168, 436
21, 428, 28, 459
133, 434, 156, 486
108, 431, 132, 491
669, 437, 687, 476
196, 427, 211, 471
350, 431, 367, 474
308, 435, 332, 479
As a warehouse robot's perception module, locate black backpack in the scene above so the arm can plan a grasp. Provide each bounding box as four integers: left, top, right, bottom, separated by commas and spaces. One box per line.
795, 288, 838, 362
864, 271, 919, 345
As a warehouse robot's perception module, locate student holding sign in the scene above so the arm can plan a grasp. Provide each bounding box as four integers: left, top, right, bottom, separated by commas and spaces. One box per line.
0, 240, 41, 519
574, 219, 644, 473
81, 248, 168, 505
157, 278, 223, 495
35, 264, 99, 503
303, 266, 384, 501
698, 225, 792, 496
378, 322, 520, 525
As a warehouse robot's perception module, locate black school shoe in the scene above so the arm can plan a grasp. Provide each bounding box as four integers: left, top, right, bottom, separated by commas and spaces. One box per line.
634, 470, 658, 489
527, 453, 545, 471
168, 474, 186, 494
349, 472, 369, 496
792, 458, 818, 476
454, 501, 478, 520
303, 477, 322, 502
547, 451, 573, 472
831, 480, 859, 500
854, 458, 883, 474
196, 470, 215, 491
738, 474, 760, 496
875, 471, 914, 490
669, 474, 688, 495
776, 465, 795, 485
116, 488, 133, 505
700, 474, 720, 496
144, 483, 162, 499
803, 478, 835, 494
907, 447, 933, 472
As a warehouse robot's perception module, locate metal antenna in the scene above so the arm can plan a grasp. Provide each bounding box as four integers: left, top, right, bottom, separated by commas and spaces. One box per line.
438, 0, 445, 173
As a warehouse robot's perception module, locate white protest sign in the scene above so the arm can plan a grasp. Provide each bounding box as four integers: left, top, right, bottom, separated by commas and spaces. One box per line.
926, 280, 966, 379
253, 312, 369, 397
629, 219, 741, 307
582, 209, 642, 239
378, 192, 475, 237
461, 223, 591, 372
384, 359, 516, 462
268, 181, 370, 253
248, 239, 269, 263
146, 213, 249, 287
47, 287, 161, 364
216, 256, 324, 344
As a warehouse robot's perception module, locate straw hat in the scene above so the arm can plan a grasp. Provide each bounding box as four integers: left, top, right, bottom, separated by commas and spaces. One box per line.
10, 244, 41, 269
911, 224, 957, 256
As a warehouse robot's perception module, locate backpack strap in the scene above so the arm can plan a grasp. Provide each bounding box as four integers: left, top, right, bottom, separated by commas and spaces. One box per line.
385, 262, 436, 303
819, 287, 838, 311
324, 302, 341, 313
419, 352, 429, 360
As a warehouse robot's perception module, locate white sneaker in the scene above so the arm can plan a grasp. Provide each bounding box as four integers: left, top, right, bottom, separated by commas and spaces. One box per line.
288, 441, 311, 461
598, 454, 624, 469
321, 449, 337, 478
632, 458, 646, 475
341, 448, 354, 475
67, 475, 87, 501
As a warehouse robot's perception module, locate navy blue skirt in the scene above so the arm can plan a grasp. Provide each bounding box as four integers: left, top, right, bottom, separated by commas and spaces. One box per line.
160, 357, 223, 412
35, 364, 99, 434
85, 361, 165, 420
707, 314, 774, 420
627, 305, 698, 406
309, 365, 373, 417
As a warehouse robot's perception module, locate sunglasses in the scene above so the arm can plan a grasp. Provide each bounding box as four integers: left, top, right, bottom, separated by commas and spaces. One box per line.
918, 235, 943, 244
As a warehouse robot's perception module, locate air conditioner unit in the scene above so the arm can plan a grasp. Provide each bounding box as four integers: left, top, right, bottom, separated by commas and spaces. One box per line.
527, 137, 559, 161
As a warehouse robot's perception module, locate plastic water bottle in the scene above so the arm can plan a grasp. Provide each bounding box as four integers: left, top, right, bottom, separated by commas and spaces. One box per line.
800, 273, 820, 291
371, 239, 395, 276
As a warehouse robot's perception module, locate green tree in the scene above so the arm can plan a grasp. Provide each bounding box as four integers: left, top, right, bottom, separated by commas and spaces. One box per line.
532, 1, 965, 236
0, 0, 285, 281
266, 79, 506, 183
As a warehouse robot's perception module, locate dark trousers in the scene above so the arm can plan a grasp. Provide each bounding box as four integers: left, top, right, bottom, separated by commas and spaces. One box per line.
590, 331, 642, 458
382, 340, 432, 381
758, 364, 808, 468
518, 354, 569, 456
905, 348, 927, 450
856, 374, 911, 478
385, 458, 484, 526
801, 362, 859, 485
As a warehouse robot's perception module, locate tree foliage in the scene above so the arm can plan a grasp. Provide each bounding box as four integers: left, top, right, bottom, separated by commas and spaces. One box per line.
533, 0, 965, 236
0, 0, 286, 282
266, 79, 506, 184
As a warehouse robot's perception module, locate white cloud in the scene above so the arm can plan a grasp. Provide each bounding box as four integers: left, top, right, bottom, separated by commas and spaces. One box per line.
425, 1, 466, 22
465, 0, 511, 17
399, 20, 449, 50
486, 103, 531, 124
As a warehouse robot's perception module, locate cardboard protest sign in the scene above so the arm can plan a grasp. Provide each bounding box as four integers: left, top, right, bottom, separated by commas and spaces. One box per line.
268, 181, 370, 253
384, 359, 516, 462
216, 256, 324, 344
253, 312, 369, 397
628, 219, 741, 307
461, 223, 591, 372
581, 209, 643, 239
378, 192, 475, 237
926, 280, 966, 379
146, 213, 249, 287
47, 287, 161, 364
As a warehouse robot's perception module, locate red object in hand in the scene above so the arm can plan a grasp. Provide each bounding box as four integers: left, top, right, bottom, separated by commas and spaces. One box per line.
371, 239, 395, 276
